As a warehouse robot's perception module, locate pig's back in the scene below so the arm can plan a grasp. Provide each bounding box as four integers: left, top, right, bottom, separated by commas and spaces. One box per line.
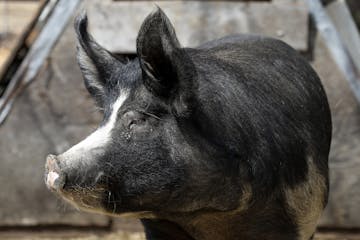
186, 35, 331, 188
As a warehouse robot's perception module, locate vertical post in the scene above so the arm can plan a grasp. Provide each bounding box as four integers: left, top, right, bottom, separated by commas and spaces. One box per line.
0, 0, 82, 124
306, 0, 360, 104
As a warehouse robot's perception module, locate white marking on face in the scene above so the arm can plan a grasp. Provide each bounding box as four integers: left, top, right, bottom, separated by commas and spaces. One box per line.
61, 91, 129, 162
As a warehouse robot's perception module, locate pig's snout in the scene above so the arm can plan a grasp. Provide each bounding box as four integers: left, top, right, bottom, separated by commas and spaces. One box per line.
45, 154, 66, 191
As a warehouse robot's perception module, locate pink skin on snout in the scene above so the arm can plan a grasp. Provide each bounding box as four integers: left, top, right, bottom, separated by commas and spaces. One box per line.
45, 154, 62, 190
47, 171, 59, 188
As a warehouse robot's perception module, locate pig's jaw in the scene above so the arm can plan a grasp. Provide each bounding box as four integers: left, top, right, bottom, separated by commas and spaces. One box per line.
60, 189, 155, 219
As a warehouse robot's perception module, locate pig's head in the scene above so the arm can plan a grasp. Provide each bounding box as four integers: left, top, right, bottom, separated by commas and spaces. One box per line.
44, 9, 245, 217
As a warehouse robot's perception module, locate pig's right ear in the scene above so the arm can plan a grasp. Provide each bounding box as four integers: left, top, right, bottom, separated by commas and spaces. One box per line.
74, 12, 123, 107
136, 8, 196, 116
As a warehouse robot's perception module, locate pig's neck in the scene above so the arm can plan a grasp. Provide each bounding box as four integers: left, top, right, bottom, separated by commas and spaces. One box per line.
160, 203, 300, 240
143, 212, 245, 240
168, 210, 250, 240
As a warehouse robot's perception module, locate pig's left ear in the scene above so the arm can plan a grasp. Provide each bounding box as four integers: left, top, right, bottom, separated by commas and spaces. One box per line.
74, 11, 125, 107
136, 8, 195, 115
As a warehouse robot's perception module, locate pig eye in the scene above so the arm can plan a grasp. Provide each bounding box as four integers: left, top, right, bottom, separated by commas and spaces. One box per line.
128, 118, 145, 129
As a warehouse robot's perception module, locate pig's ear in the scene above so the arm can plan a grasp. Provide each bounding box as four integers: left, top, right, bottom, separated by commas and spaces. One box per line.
74, 12, 124, 106
136, 8, 194, 103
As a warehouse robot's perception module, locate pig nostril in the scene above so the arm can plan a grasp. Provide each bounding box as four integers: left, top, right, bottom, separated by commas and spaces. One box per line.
45, 171, 66, 191
45, 170, 66, 190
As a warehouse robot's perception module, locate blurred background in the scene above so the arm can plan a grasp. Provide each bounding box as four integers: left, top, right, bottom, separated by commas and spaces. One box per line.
0, 0, 360, 239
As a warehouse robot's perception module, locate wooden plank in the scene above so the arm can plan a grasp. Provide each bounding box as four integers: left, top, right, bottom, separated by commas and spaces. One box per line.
113, 0, 271, 1
311, 27, 360, 228
315, 231, 360, 240
0, 0, 81, 124
306, 0, 360, 104
309, 0, 360, 228
247, 0, 308, 51
326, 0, 360, 76
0, 1, 41, 77
0, 33, 109, 225
85, 0, 308, 53
0, 230, 359, 240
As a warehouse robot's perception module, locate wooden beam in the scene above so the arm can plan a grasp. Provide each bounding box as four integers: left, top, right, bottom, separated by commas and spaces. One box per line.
0, 1, 45, 81
326, 0, 360, 76
0, 0, 81, 124
306, 0, 360, 104
86, 0, 308, 53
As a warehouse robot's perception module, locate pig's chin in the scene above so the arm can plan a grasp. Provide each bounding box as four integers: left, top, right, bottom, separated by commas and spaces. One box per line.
55, 186, 108, 213
56, 187, 155, 218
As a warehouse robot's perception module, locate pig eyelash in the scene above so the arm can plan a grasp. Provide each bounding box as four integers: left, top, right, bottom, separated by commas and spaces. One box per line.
137, 110, 162, 120
108, 191, 112, 206
107, 190, 119, 214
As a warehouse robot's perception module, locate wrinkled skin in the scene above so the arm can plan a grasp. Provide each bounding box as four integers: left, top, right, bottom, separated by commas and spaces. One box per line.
45, 8, 332, 240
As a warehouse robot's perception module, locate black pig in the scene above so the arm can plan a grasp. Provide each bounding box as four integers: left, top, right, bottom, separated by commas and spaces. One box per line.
45, 8, 332, 240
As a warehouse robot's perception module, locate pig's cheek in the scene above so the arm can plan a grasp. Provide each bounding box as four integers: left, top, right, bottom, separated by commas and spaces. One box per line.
130, 125, 155, 139
122, 132, 132, 142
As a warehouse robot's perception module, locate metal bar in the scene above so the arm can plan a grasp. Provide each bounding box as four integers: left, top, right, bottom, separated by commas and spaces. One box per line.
0, 0, 81, 124
0, 0, 50, 84
306, 0, 360, 104
326, 0, 360, 76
